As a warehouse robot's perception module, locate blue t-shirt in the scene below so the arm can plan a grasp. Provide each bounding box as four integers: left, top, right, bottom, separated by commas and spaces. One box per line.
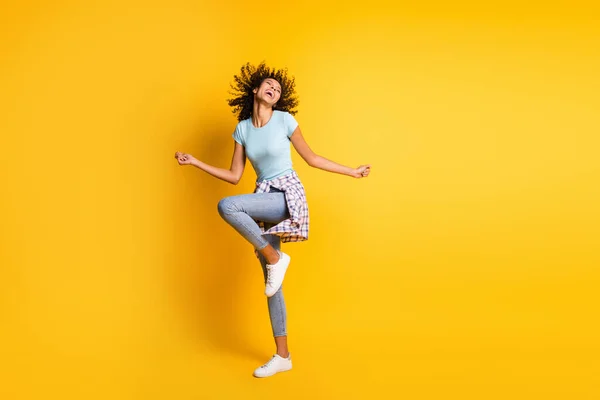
232, 110, 299, 182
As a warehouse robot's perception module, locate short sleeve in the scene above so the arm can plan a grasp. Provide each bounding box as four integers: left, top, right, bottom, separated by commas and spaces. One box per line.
283, 112, 298, 138
232, 122, 245, 146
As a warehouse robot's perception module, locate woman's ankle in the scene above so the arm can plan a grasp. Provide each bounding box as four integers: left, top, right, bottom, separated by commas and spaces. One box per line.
260, 246, 280, 265
276, 350, 290, 358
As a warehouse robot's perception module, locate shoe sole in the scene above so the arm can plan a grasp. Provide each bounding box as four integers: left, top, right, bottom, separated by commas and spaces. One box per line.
253, 366, 292, 378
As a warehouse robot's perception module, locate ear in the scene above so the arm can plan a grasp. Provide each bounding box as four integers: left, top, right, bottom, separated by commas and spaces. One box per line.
253, 88, 258, 94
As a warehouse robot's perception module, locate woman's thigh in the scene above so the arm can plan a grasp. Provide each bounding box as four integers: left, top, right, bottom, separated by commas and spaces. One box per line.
222, 190, 289, 224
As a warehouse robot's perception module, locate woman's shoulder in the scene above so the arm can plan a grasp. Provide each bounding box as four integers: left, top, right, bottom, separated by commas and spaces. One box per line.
235, 117, 252, 131
233, 118, 252, 144
273, 110, 291, 117
273, 110, 296, 126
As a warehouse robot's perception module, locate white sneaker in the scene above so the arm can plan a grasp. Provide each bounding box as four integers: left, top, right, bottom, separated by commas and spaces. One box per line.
253, 354, 292, 378
265, 251, 290, 297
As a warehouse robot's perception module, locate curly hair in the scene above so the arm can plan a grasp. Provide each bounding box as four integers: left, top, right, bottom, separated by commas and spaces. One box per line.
227, 61, 299, 122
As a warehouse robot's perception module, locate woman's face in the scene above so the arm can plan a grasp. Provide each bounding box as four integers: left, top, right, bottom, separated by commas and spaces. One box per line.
254, 78, 282, 107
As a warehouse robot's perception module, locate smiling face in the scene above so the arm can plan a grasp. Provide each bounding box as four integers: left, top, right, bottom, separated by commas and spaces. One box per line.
253, 78, 282, 108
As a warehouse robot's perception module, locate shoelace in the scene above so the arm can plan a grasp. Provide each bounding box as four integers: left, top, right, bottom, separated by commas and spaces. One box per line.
266, 265, 276, 286
261, 356, 277, 369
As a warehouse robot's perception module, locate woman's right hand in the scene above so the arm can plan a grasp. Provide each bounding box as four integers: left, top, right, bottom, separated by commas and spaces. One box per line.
175, 151, 197, 166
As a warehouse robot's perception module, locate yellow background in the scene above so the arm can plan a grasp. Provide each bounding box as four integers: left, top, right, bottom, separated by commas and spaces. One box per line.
1, 1, 599, 399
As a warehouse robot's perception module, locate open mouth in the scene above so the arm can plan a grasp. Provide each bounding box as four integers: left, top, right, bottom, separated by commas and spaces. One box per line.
266, 90, 274, 98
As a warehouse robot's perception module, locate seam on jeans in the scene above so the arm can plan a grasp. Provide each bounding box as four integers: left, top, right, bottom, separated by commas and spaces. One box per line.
277, 290, 286, 337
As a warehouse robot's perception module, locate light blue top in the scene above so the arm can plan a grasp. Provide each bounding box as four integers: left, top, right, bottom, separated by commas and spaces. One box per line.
232, 110, 299, 182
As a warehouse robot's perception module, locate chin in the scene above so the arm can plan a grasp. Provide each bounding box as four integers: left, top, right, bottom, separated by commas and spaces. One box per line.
262, 99, 277, 107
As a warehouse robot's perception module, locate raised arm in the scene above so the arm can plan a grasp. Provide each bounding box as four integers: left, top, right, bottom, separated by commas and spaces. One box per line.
290, 126, 371, 179
175, 141, 246, 185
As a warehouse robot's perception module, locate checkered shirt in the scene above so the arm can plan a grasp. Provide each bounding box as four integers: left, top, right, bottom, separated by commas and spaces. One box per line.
254, 170, 309, 247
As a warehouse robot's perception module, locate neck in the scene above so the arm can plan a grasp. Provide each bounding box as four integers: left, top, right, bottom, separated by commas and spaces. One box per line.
252, 100, 274, 128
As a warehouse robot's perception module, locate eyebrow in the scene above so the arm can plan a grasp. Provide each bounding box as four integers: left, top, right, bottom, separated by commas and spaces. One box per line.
266, 79, 281, 88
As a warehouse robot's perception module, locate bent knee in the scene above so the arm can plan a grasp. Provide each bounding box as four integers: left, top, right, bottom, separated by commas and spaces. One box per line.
217, 196, 237, 217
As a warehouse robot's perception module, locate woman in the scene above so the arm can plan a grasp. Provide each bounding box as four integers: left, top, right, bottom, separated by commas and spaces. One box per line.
175, 62, 371, 378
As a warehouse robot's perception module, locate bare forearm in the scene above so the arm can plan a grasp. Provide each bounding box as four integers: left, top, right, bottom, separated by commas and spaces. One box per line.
310, 155, 355, 176
192, 159, 238, 184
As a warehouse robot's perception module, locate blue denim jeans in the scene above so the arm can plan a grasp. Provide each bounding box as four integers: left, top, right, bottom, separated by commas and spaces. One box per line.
217, 187, 290, 337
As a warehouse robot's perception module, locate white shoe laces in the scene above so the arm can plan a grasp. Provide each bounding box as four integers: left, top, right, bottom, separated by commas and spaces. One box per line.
261, 356, 277, 369
266, 253, 281, 286
266, 265, 276, 286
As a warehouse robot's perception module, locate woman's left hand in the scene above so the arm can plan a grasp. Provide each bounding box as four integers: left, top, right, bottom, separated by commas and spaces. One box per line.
353, 164, 371, 179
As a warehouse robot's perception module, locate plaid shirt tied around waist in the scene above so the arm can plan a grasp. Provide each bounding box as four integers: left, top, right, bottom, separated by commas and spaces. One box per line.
254, 170, 309, 251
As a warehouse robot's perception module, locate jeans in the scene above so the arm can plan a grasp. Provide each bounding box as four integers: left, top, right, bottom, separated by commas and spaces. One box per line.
217, 187, 290, 337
